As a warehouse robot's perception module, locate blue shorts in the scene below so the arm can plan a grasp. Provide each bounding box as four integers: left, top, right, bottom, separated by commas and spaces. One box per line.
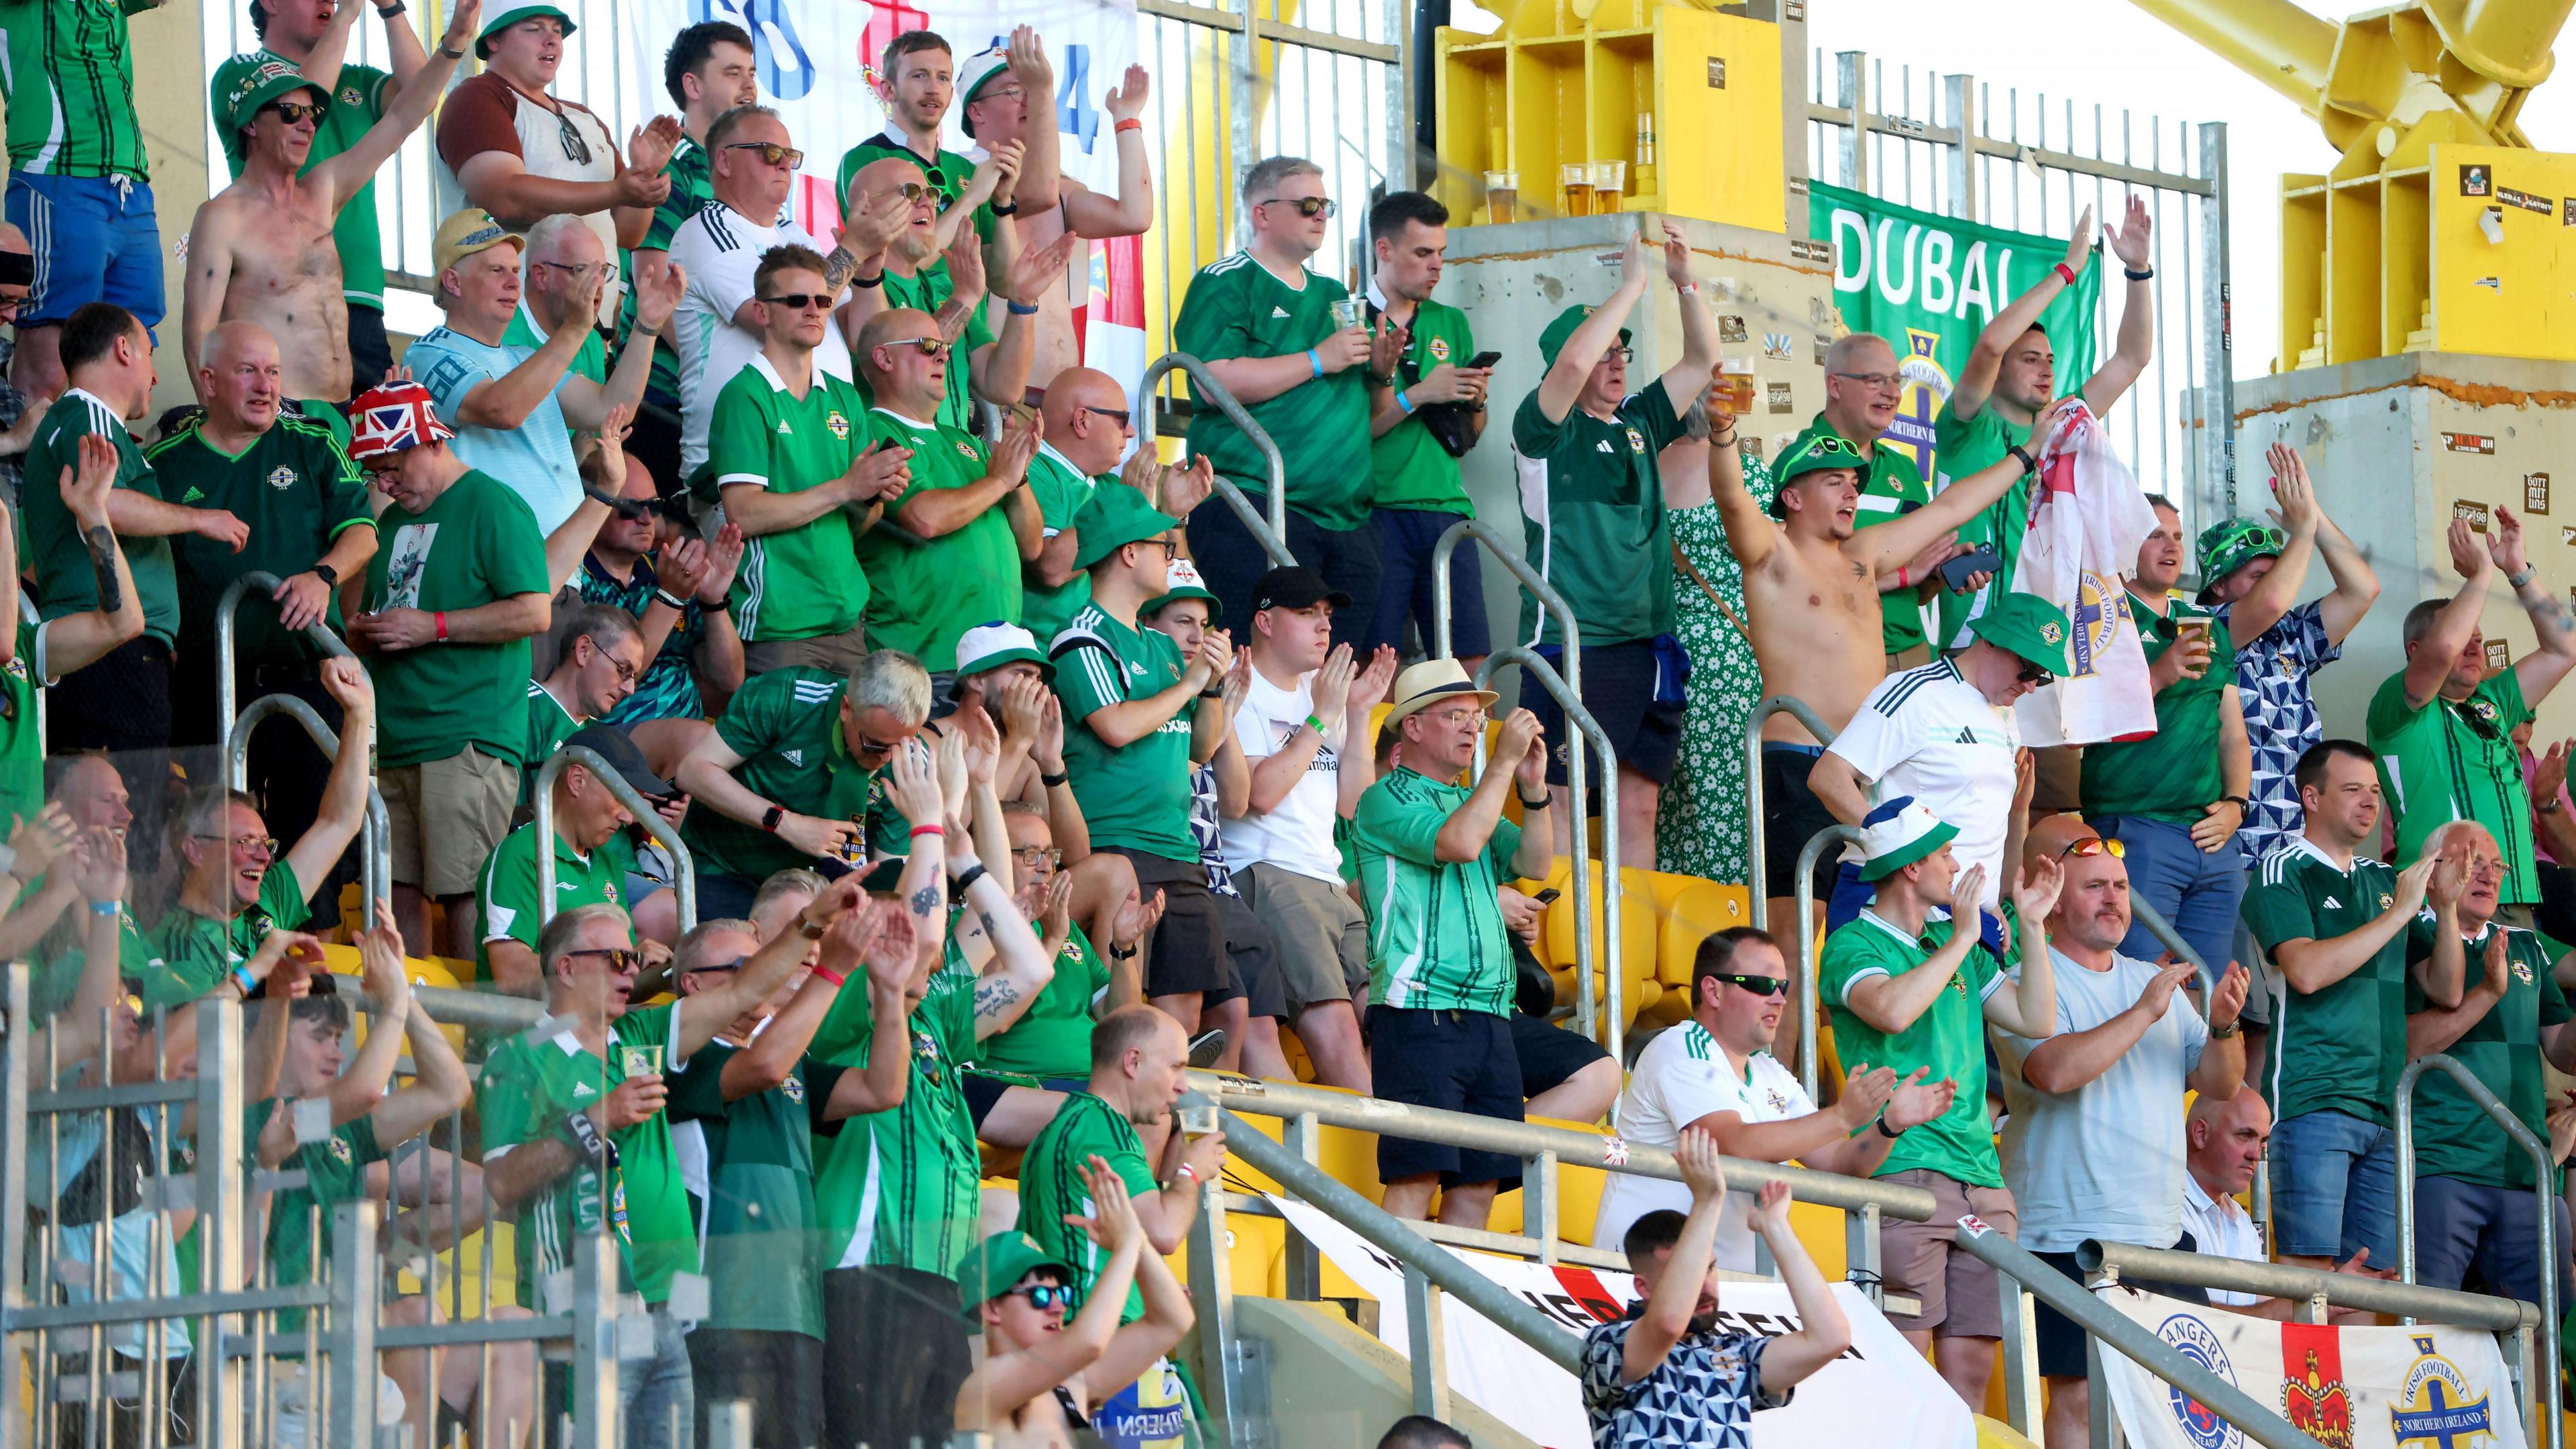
2413, 1175, 2574, 1311
1525, 637, 1686, 790
1367, 1006, 1523, 1187
2269, 1108, 2398, 1263
7, 172, 164, 331
1364, 506, 1489, 658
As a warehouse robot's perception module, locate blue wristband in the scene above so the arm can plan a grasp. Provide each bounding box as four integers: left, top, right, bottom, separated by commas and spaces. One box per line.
1006, 299, 1039, 316
1307, 348, 1324, 378
229, 964, 258, 995
1395, 388, 1416, 415
88, 899, 117, 918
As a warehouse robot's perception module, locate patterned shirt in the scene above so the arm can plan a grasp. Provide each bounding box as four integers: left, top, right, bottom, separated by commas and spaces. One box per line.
2220, 599, 2343, 862
576, 551, 707, 725
1187, 761, 1241, 899
1580, 1312, 1789, 1449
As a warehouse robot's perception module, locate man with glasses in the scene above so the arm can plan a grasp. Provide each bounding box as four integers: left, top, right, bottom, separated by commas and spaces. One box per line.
675, 649, 936, 922
2368, 507, 2576, 919
478, 722, 665, 995
574, 449, 745, 737
523, 604, 649, 797
140, 658, 376, 1010
407, 207, 680, 533
505, 213, 618, 389
1354, 659, 1556, 1228
1512, 224, 1715, 872
1177, 155, 1381, 639
1025, 367, 1216, 648
1589, 924, 1955, 1267
706, 244, 907, 677
2240, 739, 2446, 1275
344, 376, 554, 960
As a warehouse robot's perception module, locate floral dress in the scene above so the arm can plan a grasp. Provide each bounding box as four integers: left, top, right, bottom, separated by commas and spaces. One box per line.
1658, 453, 1777, 884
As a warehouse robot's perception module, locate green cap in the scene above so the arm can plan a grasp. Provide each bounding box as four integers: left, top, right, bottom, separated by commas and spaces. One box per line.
955, 1231, 1073, 1330
1856, 797, 1960, 882
478, 3, 576, 59
1072, 483, 1181, 570
222, 59, 327, 135
2194, 517, 2290, 603
1538, 303, 1630, 369
1142, 558, 1223, 623
1965, 592, 2076, 677
957, 46, 1012, 138
1766, 427, 1872, 515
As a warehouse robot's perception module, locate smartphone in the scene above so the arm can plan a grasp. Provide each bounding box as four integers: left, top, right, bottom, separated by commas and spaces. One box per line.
1534, 886, 1564, 906
618, 1044, 665, 1081
1937, 544, 2004, 592
1464, 350, 1503, 370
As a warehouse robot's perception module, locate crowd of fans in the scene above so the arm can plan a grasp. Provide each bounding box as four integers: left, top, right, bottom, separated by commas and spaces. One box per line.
5, 3, 2575, 1449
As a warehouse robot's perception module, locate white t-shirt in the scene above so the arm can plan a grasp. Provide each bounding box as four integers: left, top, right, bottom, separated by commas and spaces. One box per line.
666, 201, 852, 479
1992, 947, 2209, 1252
2180, 1174, 2265, 1307
1222, 667, 1346, 883
1591, 1018, 1816, 1272
1825, 656, 2020, 910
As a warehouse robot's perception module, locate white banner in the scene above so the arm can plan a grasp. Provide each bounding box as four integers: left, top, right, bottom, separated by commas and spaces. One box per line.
1269, 1197, 1974, 1449
2094, 1287, 2530, 1449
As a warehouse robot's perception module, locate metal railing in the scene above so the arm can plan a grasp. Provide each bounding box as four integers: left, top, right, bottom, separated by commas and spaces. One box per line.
2396, 1052, 2564, 1449
529, 745, 699, 936
1745, 695, 1838, 930
1138, 352, 1295, 568
20, 593, 42, 745
1790, 824, 1863, 1102
214, 571, 359, 761
226, 692, 393, 935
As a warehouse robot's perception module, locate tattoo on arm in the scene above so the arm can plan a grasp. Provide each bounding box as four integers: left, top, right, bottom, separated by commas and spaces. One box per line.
83, 527, 121, 614
977, 910, 1001, 940
973, 976, 1021, 1021
909, 885, 940, 918
1851, 560, 1868, 580
822, 247, 857, 292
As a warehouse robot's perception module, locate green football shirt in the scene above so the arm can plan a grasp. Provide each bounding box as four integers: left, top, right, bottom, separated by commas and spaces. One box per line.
1509, 376, 1685, 647
2404, 918, 2571, 1188
209, 50, 390, 306
2080, 592, 2239, 822
1021, 445, 1098, 646
833, 133, 996, 246
2241, 841, 2408, 1124
362, 470, 549, 769
474, 821, 633, 983
502, 302, 608, 386
809, 967, 981, 1279
975, 922, 1109, 1081
708, 356, 871, 641
4, 0, 149, 178
2367, 667, 2540, 905
23, 390, 178, 646
629, 133, 716, 411
247, 1102, 382, 1338
1351, 766, 1521, 1016
855, 408, 1017, 672
665, 1039, 833, 1338
1051, 604, 1195, 861
477, 1004, 696, 1305
879, 263, 994, 436
1825, 411, 1934, 655
1370, 297, 1477, 514
1817, 909, 2007, 1187
0, 618, 45, 833
1015, 1091, 1158, 1322
138, 862, 310, 1013
1928, 402, 2031, 651
519, 680, 580, 808
148, 411, 372, 669
680, 668, 885, 884
1171, 252, 1373, 531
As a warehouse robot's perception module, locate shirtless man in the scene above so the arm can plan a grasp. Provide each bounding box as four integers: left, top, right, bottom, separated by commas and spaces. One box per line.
182, 0, 482, 406
953, 1159, 1193, 1449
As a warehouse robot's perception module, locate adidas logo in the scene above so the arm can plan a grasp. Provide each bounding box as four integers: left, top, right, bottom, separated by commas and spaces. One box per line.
2322, 896, 2343, 909
782, 747, 804, 765
180, 486, 205, 503
1271, 306, 1291, 318
1595, 440, 1615, 454
572, 1081, 596, 1099
1957, 729, 1978, 745
776, 420, 794, 435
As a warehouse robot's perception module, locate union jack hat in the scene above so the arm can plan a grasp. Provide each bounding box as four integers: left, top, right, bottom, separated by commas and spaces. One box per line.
347, 381, 454, 462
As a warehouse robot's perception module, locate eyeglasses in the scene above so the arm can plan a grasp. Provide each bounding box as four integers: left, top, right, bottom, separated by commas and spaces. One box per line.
362, 458, 404, 482
2057, 837, 2127, 860
760, 292, 832, 311
261, 100, 324, 127
1132, 536, 1177, 556
562, 947, 643, 971
1831, 370, 1905, 393
2016, 662, 2055, 686
1597, 345, 1635, 365
723, 140, 805, 169
535, 259, 620, 286
599, 651, 639, 684
555, 111, 592, 166
1426, 706, 1488, 729
195, 833, 280, 856
1008, 1283, 1075, 1311
876, 180, 935, 205
686, 955, 750, 975
1255, 195, 1338, 219
1011, 846, 1063, 867
1714, 972, 1789, 998
877, 336, 951, 361
1080, 405, 1132, 428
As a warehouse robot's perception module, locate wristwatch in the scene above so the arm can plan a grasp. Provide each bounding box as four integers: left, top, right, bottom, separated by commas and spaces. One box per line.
2220, 794, 2250, 816
2008, 443, 2039, 475
761, 804, 786, 833
2510, 564, 2539, 590
2209, 1019, 2241, 1040
311, 562, 339, 588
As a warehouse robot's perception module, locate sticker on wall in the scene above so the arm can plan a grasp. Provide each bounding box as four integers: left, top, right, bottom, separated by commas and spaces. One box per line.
2486, 639, 2514, 669
2463, 163, 2493, 197
1768, 382, 1794, 413
2563, 527, 2576, 547
1762, 331, 1795, 360
1720, 315, 1748, 343
2528, 472, 2551, 514
1707, 56, 1726, 89
1741, 435, 1765, 462
2455, 499, 2493, 532
1788, 237, 1831, 264
2564, 198, 2576, 227
2445, 433, 2498, 454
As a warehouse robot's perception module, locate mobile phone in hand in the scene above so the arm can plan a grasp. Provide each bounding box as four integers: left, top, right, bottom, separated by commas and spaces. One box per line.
1937, 544, 2003, 592
1465, 350, 1503, 370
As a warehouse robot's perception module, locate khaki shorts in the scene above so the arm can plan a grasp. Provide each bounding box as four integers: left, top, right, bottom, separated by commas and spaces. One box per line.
1875, 1168, 2017, 1339
1240, 862, 1369, 1010
742, 627, 868, 679
382, 746, 519, 898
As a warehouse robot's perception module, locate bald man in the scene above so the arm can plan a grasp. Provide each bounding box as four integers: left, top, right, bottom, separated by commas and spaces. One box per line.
1023, 365, 1214, 645
149, 320, 378, 912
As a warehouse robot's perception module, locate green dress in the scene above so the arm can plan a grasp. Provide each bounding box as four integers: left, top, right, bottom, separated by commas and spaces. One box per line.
1657, 453, 1778, 884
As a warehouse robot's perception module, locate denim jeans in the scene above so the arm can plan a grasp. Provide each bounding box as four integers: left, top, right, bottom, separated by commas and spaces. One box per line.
2414, 1175, 2575, 1312
2270, 1108, 2398, 1263
621, 1301, 696, 1449
2098, 814, 2247, 982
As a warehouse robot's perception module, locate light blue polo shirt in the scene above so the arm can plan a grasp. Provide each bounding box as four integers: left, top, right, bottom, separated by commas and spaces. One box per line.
406, 323, 584, 535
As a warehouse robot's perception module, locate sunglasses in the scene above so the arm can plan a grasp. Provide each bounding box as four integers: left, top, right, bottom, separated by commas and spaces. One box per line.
2017, 663, 2055, 686
262, 100, 324, 126
555, 111, 592, 166
563, 947, 644, 971
1715, 972, 1789, 998
877, 336, 951, 361
1080, 405, 1132, 429
1256, 195, 1337, 219
761, 292, 833, 311
1008, 1283, 1075, 1311
724, 140, 805, 169
686, 955, 750, 975
877, 180, 936, 205
2058, 837, 2127, 860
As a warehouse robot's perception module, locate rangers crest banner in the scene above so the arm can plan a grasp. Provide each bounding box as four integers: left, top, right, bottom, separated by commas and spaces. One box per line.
2094, 1286, 2530, 1449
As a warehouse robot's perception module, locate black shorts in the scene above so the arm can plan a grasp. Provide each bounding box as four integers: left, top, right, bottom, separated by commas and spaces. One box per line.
1367, 1006, 1523, 1187
822, 1265, 970, 1449
961, 1069, 1011, 1130
1216, 890, 1289, 1020
2030, 1241, 2209, 1377
1524, 639, 1685, 791
1511, 1011, 1609, 1099
687, 1326, 823, 1449
1760, 743, 1841, 902
1108, 848, 1234, 999
345, 303, 392, 398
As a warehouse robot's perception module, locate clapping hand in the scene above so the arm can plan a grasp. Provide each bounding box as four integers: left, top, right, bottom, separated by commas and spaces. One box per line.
2206, 959, 2250, 1032
6, 802, 76, 883
1884, 1067, 1955, 1132
1065, 1153, 1145, 1254
1674, 1124, 1727, 1208
1112, 887, 1165, 955
2134, 953, 2197, 1022
2104, 195, 2151, 272
2489, 502, 2530, 580
888, 735, 946, 832
2264, 441, 2319, 536
1833, 1065, 1898, 1132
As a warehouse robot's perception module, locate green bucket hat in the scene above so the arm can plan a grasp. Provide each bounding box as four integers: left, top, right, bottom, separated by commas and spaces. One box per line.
1856, 797, 1960, 882
1071, 482, 1181, 570
955, 1231, 1073, 1330
1142, 557, 1223, 623
1766, 428, 1871, 515
1537, 303, 1631, 370
2194, 517, 2290, 603
222, 59, 328, 135
1965, 592, 2076, 678
477, 3, 576, 59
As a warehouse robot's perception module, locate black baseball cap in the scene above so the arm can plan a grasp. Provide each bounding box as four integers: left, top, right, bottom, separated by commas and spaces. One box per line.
564, 724, 673, 798
1250, 566, 1352, 614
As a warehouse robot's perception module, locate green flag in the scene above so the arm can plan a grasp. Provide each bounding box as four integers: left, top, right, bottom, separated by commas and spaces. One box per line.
1807, 180, 2102, 486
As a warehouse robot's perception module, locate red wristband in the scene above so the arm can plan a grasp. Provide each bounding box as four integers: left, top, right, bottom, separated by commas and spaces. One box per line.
1896, 566, 1909, 588
2053, 262, 2078, 287
910, 823, 945, 838
812, 963, 847, 987
433, 610, 449, 642
1114, 117, 1143, 133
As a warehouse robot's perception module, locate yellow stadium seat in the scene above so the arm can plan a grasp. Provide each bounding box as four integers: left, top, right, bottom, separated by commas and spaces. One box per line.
1650, 881, 1753, 1028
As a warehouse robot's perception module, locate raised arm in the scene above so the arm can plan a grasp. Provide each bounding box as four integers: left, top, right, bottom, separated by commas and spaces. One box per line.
313, 0, 475, 201
283, 659, 376, 897
1979, 860, 2061, 1039
2080, 197, 2154, 415
1063, 68, 1155, 238
1621, 1128, 1730, 1383
1949, 208, 2092, 423
2492, 504, 2576, 705
1706, 419, 1777, 570
2224, 442, 2321, 649
678, 878, 859, 1062
1858, 397, 2080, 576
40, 435, 146, 675
2410, 930, 2508, 1058
2407, 519, 2493, 710
373, 941, 473, 1148
2312, 506, 2380, 645
1653, 221, 1717, 410
1536, 232, 1648, 425
957, 1157, 1142, 1429
1840, 867, 1987, 1036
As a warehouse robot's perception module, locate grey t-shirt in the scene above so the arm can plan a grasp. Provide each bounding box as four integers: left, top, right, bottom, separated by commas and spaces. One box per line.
1993, 947, 2209, 1252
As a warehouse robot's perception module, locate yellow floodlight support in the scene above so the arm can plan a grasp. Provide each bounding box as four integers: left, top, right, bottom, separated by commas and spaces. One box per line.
2130, 0, 2576, 364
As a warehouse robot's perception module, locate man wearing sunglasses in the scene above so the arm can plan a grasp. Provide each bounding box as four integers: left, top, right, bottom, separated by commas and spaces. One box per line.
835, 32, 1022, 262
1175, 155, 1380, 641
1026, 368, 1177, 646
1804, 330, 1948, 667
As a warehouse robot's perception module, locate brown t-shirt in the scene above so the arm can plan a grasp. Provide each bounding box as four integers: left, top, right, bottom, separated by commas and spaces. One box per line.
434, 72, 619, 178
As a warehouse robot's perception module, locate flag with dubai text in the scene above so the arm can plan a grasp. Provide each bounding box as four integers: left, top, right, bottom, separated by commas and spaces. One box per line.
619, 0, 1146, 388
2095, 1288, 2529, 1449
2009, 401, 2158, 746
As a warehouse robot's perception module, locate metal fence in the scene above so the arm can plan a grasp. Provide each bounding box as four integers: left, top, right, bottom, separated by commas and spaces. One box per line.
1805, 51, 2237, 529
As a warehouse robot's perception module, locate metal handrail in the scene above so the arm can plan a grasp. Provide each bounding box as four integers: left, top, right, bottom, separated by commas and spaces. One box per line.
1745, 695, 1837, 930
1790, 824, 1864, 1102
1474, 645, 1621, 1059
1426, 516, 1584, 672
2080, 1238, 2535, 1331
225, 692, 390, 934
19, 593, 42, 746
2397, 1051, 2563, 1449
529, 745, 698, 935
1137, 352, 1293, 568
214, 570, 358, 756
